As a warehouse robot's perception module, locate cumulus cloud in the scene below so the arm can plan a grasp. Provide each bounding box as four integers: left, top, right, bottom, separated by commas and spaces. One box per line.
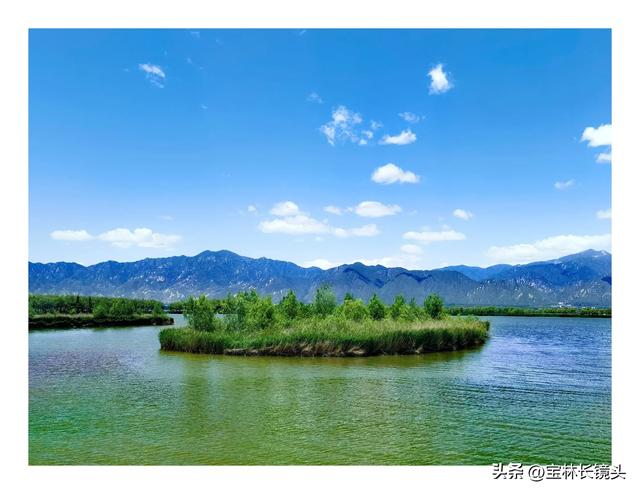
138, 63, 166, 88
247, 205, 257, 213
98, 228, 181, 248
259, 214, 330, 235
333, 224, 380, 238
51, 227, 180, 248
302, 258, 339, 270
304, 247, 425, 270
403, 227, 466, 244
307, 92, 323, 104
486, 233, 611, 264
554, 179, 576, 191
581, 124, 612, 147
352, 201, 402, 218
371, 163, 420, 184
452, 208, 474, 221
319, 105, 364, 145
270, 201, 300, 216
398, 112, 424, 124
50, 230, 94, 241
379, 129, 416, 145
596, 208, 612, 220
428, 64, 453, 94
581, 124, 612, 163
260, 202, 380, 238
324, 205, 343, 215
400, 244, 423, 255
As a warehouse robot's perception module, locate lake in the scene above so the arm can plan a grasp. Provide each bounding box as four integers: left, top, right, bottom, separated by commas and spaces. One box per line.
29, 315, 611, 465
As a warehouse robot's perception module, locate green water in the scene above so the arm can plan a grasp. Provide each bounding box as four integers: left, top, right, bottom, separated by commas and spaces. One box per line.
29, 315, 611, 465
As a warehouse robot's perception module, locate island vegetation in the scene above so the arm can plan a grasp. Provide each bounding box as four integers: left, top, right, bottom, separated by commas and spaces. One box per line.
159, 287, 489, 357
28, 294, 173, 329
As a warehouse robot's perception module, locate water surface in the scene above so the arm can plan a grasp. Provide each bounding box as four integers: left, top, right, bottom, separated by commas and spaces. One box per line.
29, 316, 611, 465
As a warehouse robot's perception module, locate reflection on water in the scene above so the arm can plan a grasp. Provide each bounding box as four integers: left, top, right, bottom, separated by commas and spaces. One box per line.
29, 315, 611, 465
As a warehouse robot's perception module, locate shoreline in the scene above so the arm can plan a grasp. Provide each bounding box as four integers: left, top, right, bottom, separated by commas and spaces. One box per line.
29, 314, 174, 330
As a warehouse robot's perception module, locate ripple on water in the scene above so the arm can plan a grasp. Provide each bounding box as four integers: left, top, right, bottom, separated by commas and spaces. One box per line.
29, 316, 611, 465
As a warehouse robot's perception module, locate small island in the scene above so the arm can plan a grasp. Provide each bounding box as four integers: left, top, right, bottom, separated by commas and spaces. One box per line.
159, 287, 489, 357
29, 294, 173, 329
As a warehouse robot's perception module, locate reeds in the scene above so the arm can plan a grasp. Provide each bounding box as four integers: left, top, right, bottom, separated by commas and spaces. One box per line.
159, 316, 489, 357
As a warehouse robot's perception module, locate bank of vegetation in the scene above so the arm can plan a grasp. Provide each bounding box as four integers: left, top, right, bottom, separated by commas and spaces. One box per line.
446, 306, 611, 318
159, 287, 489, 357
28, 294, 173, 329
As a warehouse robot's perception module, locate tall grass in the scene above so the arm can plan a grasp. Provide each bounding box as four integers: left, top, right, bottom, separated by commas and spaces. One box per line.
159, 316, 489, 357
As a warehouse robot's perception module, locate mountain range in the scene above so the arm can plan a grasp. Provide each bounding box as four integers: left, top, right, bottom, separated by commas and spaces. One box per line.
28, 249, 612, 307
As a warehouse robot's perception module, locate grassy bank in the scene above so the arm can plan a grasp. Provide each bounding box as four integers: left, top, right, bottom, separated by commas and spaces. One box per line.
29, 313, 173, 330
159, 317, 489, 357
29, 293, 172, 329
446, 306, 611, 318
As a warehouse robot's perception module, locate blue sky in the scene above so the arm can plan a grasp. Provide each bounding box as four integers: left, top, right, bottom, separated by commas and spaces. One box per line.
29, 29, 611, 269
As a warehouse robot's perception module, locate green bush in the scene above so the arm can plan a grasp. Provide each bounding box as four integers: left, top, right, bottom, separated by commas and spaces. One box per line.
313, 284, 337, 317
424, 293, 444, 319
184, 295, 222, 332
367, 294, 386, 320
278, 290, 300, 320
389, 295, 406, 320
342, 298, 369, 321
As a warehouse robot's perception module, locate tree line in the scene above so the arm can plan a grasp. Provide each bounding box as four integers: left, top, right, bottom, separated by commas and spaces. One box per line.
29, 294, 164, 318
181, 285, 446, 332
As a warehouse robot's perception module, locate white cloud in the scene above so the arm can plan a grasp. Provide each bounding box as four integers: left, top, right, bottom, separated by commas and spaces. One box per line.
259, 214, 330, 235
159, 215, 173, 221
371, 163, 420, 184
370, 120, 383, 130
596, 152, 612, 164
554, 179, 576, 191
138, 63, 166, 88
98, 228, 181, 248
270, 201, 300, 217
260, 203, 380, 238
51, 227, 180, 248
302, 258, 339, 270
307, 92, 323, 104
581, 124, 612, 147
333, 224, 380, 238
50, 230, 94, 241
319, 105, 364, 145
353, 201, 401, 218
403, 227, 466, 244
428, 64, 453, 94
596, 208, 612, 220
303, 243, 426, 270
324, 205, 343, 215
398, 112, 424, 124
247, 205, 257, 213
486, 233, 611, 264
380, 129, 416, 145
400, 244, 423, 255
452, 208, 474, 221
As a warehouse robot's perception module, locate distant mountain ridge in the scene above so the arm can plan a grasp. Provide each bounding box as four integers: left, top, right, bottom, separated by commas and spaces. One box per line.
28, 249, 612, 307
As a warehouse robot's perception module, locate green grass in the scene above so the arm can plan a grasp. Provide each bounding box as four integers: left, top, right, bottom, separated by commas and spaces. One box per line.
159, 316, 489, 357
